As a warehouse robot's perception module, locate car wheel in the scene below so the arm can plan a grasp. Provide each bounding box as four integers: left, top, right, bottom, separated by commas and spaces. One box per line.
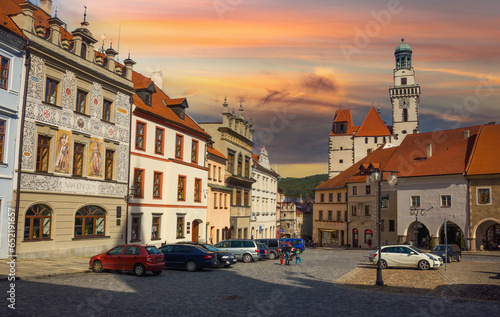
134, 264, 146, 276
243, 254, 252, 263
269, 251, 277, 260
447, 257, 452, 263
186, 260, 197, 272
418, 260, 430, 270
152, 270, 162, 275
457, 255, 462, 262
216, 260, 222, 268
379, 259, 388, 269
92, 260, 103, 273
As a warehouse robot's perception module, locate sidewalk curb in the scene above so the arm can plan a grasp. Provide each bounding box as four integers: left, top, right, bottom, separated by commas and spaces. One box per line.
1, 269, 92, 281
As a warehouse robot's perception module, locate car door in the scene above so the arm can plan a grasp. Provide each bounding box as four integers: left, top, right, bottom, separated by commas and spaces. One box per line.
380, 247, 396, 266
160, 245, 175, 266
398, 246, 417, 267
172, 245, 191, 266
122, 246, 141, 271
101, 245, 126, 270
230, 240, 243, 259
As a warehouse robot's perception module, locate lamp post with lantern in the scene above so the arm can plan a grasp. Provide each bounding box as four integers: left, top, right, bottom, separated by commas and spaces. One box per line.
366, 169, 398, 286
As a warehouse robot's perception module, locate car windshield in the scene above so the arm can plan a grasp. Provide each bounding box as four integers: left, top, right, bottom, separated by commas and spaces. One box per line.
145, 246, 161, 254
408, 246, 421, 254
432, 245, 451, 251
203, 244, 219, 252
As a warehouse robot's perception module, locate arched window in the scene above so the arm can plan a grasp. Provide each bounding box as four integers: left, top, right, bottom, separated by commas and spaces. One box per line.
75, 206, 106, 237
364, 229, 373, 244
24, 204, 52, 240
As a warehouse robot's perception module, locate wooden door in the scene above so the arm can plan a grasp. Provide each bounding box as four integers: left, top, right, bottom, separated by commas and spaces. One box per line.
192, 220, 199, 243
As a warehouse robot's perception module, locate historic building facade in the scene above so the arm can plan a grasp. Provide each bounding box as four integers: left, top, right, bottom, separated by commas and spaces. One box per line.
328, 40, 420, 178
129, 71, 210, 246
10, 2, 135, 258
0, 10, 26, 259
201, 99, 255, 239
314, 184, 348, 247
250, 147, 279, 239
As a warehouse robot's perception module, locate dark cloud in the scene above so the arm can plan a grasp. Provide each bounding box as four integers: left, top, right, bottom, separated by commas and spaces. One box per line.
259, 89, 290, 105
301, 74, 336, 94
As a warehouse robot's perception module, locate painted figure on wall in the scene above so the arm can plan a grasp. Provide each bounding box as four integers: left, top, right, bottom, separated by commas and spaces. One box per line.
88, 138, 103, 177
55, 130, 71, 173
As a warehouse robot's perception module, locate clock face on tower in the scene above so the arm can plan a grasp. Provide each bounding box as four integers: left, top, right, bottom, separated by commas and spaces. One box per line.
399, 97, 409, 109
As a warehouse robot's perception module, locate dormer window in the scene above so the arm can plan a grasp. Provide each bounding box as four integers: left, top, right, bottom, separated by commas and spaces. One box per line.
334, 122, 347, 134
81, 43, 87, 59
146, 93, 152, 106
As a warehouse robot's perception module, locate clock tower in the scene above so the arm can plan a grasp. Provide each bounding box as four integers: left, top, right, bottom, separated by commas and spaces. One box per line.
390, 39, 420, 145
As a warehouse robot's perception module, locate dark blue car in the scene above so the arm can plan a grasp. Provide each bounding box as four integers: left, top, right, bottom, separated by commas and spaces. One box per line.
431, 244, 462, 263
281, 238, 306, 253
257, 243, 269, 260
159, 244, 218, 272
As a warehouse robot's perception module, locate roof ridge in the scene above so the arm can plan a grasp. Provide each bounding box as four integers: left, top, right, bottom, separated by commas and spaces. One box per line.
464, 124, 484, 174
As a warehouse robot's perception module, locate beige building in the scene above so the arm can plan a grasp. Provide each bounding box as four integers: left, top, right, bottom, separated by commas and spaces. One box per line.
206, 142, 232, 244
11, 2, 135, 258
313, 186, 347, 247
200, 99, 255, 239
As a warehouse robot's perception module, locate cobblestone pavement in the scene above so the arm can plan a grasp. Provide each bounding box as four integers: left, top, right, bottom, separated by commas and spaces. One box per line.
1, 249, 499, 316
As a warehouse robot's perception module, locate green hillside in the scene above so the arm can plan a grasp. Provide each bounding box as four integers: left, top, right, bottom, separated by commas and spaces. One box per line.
278, 174, 329, 201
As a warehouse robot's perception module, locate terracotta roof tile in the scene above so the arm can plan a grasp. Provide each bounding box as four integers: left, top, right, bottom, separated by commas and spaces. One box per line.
207, 144, 227, 160
466, 124, 500, 175
355, 106, 391, 137
329, 109, 354, 136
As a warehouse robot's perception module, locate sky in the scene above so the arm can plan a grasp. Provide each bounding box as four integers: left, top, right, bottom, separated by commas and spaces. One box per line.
50, 0, 500, 177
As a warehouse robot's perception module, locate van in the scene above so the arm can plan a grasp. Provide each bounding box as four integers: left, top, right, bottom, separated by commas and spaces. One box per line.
214, 239, 261, 263
254, 239, 280, 260
281, 238, 305, 253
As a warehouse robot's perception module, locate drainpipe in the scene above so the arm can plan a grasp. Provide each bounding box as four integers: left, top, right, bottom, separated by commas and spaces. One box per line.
14, 39, 31, 257
466, 178, 471, 251
125, 97, 134, 244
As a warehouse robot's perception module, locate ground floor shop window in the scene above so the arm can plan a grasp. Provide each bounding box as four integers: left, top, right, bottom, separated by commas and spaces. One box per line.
131, 215, 141, 241
24, 204, 52, 240
322, 230, 339, 245
352, 228, 359, 247
75, 206, 106, 237
152, 215, 161, 239
364, 229, 373, 245
176, 216, 184, 238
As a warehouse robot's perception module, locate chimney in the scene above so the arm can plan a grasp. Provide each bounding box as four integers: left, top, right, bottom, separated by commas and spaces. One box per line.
105, 47, 119, 72
427, 144, 432, 158
464, 130, 470, 139
123, 56, 136, 81
150, 71, 163, 89
39, 0, 53, 16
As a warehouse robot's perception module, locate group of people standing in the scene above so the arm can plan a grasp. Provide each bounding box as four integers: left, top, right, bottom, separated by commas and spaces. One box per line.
280, 244, 301, 266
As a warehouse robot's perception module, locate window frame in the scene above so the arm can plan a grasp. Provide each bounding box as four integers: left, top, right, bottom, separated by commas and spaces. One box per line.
36, 135, 50, 172
176, 216, 185, 238
0, 56, 9, 90
44, 77, 59, 105
102, 99, 112, 122
194, 178, 202, 202
131, 214, 141, 242
104, 149, 114, 180
151, 215, 161, 240
352, 186, 357, 196
74, 205, 106, 238
245, 156, 250, 177
365, 205, 370, 216
477, 188, 491, 205
135, 121, 146, 151
319, 210, 323, 220
24, 204, 52, 241
365, 185, 371, 195
227, 151, 234, 173
153, 171, 163, 199
0, 119, 6, 163
351, 205, 357, 216
328, 210, 332, 221
191, 140, 199, 163
75, 89, 88, 114
175, 134, 184, 159
133, 168, 144, 198
155, 127, 164, 155
73, 142, 84, 177
177, 175, 186, 201
440, 195, 451, 208
237, 154, 242, 175
410, 195, 421, 207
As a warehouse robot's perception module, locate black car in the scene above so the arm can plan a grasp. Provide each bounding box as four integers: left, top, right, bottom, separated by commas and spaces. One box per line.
254, 239, 280, 260
176, 241, 237, 267
431, 244, 462, 263
159, 244, 218, 271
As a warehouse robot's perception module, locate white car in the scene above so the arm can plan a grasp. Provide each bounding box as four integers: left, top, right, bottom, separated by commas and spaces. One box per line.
369, 245, 443, 270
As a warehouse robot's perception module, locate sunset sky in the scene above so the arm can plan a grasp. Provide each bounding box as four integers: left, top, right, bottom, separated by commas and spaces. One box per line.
53, 0, 500, 177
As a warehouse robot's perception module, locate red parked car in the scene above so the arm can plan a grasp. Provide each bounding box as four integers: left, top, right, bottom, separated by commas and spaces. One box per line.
90, 244, 165, 276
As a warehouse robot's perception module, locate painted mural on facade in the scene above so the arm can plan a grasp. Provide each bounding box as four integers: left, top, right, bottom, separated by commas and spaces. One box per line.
54, 129, 71, 173
88, 138, 103, 177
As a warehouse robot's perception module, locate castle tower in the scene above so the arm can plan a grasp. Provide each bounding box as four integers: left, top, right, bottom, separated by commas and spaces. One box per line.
390, 39, 420, 144
328, 109, 355, 178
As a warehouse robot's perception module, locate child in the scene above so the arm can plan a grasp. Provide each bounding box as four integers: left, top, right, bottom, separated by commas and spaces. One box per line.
280, 251, 284, 265
295, 249, 301, 266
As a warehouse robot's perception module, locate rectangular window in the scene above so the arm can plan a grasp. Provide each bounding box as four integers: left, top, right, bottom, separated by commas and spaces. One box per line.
194, 178, 202, 202
153, 172, 162, 199
351, 206, 357, 216
155, 128, 164, 154
478, 188, 490, 204
219, 193, 223, 208
175, 134, 183, 159
328, 211, 332, 221
389, 220, 395, 232
441, 195, 451, 207
337, 211, 341, 221
36, 135, 50, 172
214, 193, 217, 208
236, 191, 242, 205
176, 216, 184, 238
344, 211, 347, 222
191, 140, 198, 163
133, 169, 144, 198
105, 150, 114, 180
0, 56, 9, 89
76, 89, 87, 114
151, 215, 161, 239
135, 122, 145, 150
337, 193, 341, 202
131, 215, 141, 241
213, 165, 217, 181
224, 194, 227, 208
329, 193, 333, 202
237, 155, 242, 175
365, 205, 370, 216
352, 186, 357, 196
320, 194, 324, 202
245, 157, 250, 177
365, 185, 371, 195
401, 78, 407, 85
0, 119, 5, 162
381, 219, 385, 231
218, 167, 222, 181
102, 100, 112, 122
319, 210, 323, 220
45, 78, 58, 104
227, 152, 234, 173
244, 191, 249, 206
381, 196, 389, 208
73, 143, 84, 176
410, 195, 421, 207
178, 175, 186, 201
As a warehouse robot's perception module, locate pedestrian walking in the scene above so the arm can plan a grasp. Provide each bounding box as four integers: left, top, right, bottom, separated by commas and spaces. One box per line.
295, 249, 301, 266
280, 250, 284, 265
285, 244, 292, 265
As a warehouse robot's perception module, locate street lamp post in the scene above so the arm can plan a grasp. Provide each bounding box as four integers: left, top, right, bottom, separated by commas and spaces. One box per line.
409, 208, 425, 247
366, 169, 398, 286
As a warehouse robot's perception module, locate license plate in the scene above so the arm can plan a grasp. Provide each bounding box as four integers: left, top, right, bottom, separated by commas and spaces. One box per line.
156, 257, 162, 262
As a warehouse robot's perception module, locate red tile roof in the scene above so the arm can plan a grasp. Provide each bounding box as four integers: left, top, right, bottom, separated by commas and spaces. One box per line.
329, 109, 354, 136
466, 124, 500, 175
355, 106, 391, 137
207, 144, 227, 160
0, 1, 24, 37
132, 70, 210, 139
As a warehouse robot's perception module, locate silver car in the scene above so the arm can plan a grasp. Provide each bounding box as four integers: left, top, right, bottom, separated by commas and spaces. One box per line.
369, 245, 443, 270
214, 239, 261, 263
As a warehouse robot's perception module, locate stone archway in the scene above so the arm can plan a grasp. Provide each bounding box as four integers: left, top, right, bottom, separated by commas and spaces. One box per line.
439, 221, 464, 249
407, 221, 430, 248
473, 219, 500, 250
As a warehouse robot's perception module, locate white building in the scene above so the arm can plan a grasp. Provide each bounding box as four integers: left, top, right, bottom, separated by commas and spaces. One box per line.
251, 147, 279, 239
129, 71, 210, 245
